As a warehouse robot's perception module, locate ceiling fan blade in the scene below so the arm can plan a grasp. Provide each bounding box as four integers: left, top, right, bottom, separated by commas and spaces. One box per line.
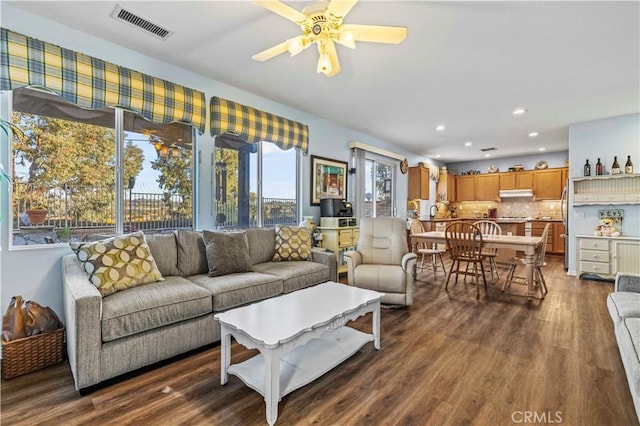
252, 40, 289, 62
326, 0, 358, 19
342, 24, 407, 44
326, 40, 341, 77
253, 0, 307, 23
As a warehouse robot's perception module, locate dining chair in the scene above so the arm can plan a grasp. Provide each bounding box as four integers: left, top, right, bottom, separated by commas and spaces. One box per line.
502, 222, 550, 297
473, 220, 502, 282
408, 219, 446, 276
445, 222, 487, 298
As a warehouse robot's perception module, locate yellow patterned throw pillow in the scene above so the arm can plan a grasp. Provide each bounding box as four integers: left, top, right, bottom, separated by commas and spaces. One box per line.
273, 225, 312, 261
70, 231, 164, 296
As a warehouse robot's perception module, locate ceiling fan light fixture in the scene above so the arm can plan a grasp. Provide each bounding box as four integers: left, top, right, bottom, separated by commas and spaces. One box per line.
339, 31, 356, 49
317, 52, 332, 75
287, 38, 305, 56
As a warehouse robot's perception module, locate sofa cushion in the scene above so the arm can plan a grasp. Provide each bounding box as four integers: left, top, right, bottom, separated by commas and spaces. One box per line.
202, 230, 253, 277
175, 230, 208, 276
616, 317, 640, 416
188, 272, 283, 311
607, 292, 640, 326
273, 225, 312, 261
101, 276, 212, 342
246, 227, 276, 265
251, 261, 329, 293
145, 233, 180, 277
70, 231, 163, 297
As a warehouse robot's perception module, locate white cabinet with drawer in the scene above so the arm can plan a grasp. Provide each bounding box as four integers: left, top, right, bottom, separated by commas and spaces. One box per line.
577, 235, 640, 279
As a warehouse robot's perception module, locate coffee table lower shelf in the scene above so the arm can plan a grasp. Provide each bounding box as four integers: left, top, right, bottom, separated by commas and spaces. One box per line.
229, 326, 372, 399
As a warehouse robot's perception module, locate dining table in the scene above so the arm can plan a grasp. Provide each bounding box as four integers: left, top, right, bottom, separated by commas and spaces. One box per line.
410, 231, 545, 300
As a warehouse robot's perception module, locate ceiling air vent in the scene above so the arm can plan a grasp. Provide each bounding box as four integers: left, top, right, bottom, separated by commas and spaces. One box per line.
480, 147, 497, 152
111, 5, 172, 40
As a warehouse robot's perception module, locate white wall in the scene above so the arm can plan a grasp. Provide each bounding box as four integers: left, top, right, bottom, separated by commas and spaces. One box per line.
0, 5, 424, 317
567, 113, 640, 275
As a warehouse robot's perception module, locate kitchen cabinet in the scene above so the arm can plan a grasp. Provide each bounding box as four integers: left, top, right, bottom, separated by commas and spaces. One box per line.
436, 173, 456, 202
530, 221, 565, 254
475, 174, 500, 201
552, 223, 565, 254
577, 236, 640, 279
531, 222, 554, 254
408, 166, 430, 200
456, 175, 476, 201
534, 168, 564, 200
499, 171, 534, 190
573, 173, 640, 205
319, 225, 359, 275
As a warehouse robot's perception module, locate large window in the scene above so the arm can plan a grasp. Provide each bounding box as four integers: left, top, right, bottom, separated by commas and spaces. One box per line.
214, 135, 298, 228
10, 88, 195, 246
363, 158, 396, 218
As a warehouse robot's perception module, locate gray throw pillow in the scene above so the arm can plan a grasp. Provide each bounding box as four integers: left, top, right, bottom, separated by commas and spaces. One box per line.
202, 230, 252, 277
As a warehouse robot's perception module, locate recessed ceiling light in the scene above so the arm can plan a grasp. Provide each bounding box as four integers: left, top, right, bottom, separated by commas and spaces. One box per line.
512, 108, 527, 115
538, 147, 546, 151
434, 154, 441, 158
484, 154, 491, 157
436, 125, 445, 131
464, 141, 472, 146
529, 132, 539, 137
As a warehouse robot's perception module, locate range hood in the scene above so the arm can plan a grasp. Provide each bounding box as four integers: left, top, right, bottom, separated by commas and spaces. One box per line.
499, 189, 535, 198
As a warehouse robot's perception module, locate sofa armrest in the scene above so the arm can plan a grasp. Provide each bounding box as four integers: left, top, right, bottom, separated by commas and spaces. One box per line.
311, 248, 337, 282
401, 252, 418, 272
62, 254, 103, 391
615, 272, 640, 293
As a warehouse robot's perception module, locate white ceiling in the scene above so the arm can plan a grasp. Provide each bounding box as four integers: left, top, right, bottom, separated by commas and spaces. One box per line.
6, 1, 640, 162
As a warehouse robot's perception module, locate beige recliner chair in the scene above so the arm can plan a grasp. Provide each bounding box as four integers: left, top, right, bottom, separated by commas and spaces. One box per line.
344, 217, 417, 306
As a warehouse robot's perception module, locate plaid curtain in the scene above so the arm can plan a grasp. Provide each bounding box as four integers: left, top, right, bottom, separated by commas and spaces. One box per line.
210, 96, 309, 154
0, 28, 206, 134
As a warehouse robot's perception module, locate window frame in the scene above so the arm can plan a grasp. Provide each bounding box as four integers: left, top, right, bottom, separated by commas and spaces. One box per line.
4, 90, 198, 250
213, 140, 301, 229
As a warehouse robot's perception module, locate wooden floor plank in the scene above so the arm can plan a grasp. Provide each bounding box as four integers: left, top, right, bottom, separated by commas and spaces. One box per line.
2, 255, 638, 425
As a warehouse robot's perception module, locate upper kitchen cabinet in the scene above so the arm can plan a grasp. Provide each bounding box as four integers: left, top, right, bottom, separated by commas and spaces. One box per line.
436, 173, 456, 202
456, 175, 476, 201
408, 166, 430, 200
475, 174, 500, 201
534, 168, 564, 200
573, 173, 640, 205
499, 171, 534, 190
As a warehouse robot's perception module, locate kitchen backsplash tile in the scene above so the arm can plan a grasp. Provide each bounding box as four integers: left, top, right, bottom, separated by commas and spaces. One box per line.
452, 200, 561, 219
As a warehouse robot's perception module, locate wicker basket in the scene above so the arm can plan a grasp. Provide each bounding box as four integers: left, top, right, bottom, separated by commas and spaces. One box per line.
1, 327, 65, 379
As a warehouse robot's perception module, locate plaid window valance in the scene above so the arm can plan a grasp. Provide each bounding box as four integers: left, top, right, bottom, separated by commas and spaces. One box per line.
0, 28, 206, 134
210, 96, 308, 154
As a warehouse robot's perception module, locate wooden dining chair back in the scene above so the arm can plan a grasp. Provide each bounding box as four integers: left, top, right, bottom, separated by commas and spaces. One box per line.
473, 220, 502, 282
409, 219, 446, 276
445, 222, 487, 298
503, 222, 551, 297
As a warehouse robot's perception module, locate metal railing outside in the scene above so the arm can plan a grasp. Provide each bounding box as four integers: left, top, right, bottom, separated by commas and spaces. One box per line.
12, 183, 193, 245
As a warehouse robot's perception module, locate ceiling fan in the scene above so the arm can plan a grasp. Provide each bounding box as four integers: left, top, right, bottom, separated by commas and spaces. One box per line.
252, 0, 407, 77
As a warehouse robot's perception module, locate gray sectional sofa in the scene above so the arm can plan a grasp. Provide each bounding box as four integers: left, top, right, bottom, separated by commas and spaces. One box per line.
606, 272, 640, 422
62, 228, 336, 391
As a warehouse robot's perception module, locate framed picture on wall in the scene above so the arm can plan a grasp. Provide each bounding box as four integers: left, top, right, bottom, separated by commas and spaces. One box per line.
310, 155, 348, 205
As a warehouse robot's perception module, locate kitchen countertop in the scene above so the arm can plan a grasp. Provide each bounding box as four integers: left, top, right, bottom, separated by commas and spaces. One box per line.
418, 218, 562, 223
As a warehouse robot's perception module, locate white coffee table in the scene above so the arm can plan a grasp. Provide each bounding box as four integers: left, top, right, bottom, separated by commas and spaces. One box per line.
214, 281, 383, 425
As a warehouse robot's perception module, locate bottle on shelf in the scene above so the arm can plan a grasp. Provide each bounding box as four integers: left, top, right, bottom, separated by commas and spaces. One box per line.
595, 158, 603, 176
625, 155, 633, 174
583, 159, 591, 176
612, 156, 621, 174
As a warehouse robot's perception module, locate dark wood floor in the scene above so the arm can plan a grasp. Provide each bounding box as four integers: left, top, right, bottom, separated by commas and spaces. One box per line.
2, 255, 637, 425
